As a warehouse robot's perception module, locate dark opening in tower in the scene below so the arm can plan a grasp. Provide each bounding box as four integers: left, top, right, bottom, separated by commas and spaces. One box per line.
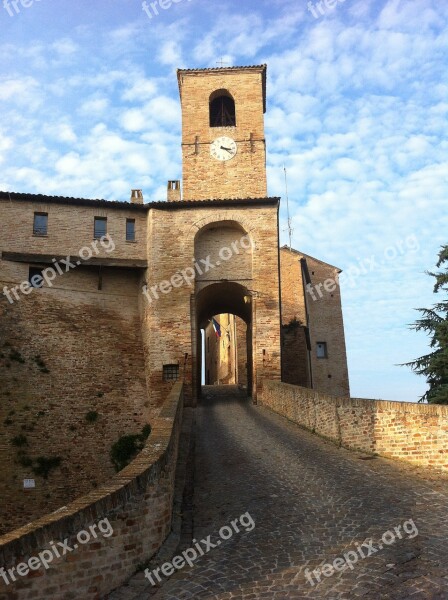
209, 90, 236, 127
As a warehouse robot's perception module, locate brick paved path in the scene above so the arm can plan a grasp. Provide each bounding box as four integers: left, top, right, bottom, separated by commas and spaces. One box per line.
108, 386, 448, 599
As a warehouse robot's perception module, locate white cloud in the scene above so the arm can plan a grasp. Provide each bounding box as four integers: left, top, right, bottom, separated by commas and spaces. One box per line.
78, 97, 110, 115
0, 77, 42, 109
157, 40, 183, 66
0, 0, 446, 401
52, 37, 79, 56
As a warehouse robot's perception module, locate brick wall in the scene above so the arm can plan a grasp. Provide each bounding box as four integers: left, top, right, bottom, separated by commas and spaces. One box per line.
0, 197, 147, 262
236, 317, 248, 387
279, 249, 310, 386
0, 383, 183, 600
0, 261, 150, 534
261, 381, 448, 472
305, 255, 350, 397
281, 327, 310, 387
279, 248, 350, 397
280, 248, 307, 325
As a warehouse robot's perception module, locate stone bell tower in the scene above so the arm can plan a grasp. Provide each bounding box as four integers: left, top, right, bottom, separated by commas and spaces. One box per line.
177, 65, 268, 200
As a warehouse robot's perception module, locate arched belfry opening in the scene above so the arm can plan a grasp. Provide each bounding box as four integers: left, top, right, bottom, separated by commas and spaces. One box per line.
191, 220, 256, 401
209, 89, 236, 127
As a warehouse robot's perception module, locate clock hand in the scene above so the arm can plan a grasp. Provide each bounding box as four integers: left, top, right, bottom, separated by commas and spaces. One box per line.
220, 146, 233, 152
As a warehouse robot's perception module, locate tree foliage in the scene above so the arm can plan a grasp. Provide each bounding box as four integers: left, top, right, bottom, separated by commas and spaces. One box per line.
404, 245, 448, 404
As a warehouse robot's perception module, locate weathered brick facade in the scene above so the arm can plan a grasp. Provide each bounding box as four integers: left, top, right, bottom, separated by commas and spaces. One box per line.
0, 197, 151, 534
0, 383, 183, 600
280, 247, 350, 397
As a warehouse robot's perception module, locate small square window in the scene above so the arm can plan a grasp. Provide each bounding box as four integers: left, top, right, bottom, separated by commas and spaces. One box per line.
33, 213, 48, 236
163, 364, 179, 381
29, 267, 44, 288
316, 342, 328, 359
126, 219, 135, 242
94, 217, 107, 239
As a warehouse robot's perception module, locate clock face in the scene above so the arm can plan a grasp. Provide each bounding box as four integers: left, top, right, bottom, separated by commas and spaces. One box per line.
210, 136, 237, 161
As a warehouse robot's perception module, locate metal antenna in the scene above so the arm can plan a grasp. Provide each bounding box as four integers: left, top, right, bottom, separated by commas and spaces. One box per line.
283, 165, 293, 251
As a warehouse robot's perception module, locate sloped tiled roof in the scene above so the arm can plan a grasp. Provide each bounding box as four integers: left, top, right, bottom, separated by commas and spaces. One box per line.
0, 191, 279, 210
281, 245, 342, 273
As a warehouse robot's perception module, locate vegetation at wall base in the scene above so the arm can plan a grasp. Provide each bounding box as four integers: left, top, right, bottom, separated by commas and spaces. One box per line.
110, 424, 152, 472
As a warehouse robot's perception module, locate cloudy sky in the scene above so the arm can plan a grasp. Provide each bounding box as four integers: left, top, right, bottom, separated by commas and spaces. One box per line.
1, 0, 447, 401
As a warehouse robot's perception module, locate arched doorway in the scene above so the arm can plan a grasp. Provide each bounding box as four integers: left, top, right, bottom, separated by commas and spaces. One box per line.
194, 282, 255, 401
191, 221, 256, 402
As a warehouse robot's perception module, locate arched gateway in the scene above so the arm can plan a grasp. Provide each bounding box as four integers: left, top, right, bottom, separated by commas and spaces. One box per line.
192, 220, 254, 398
144, 66, 282, 406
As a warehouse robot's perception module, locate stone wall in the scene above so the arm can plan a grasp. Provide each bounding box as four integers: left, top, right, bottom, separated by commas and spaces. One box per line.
0, 263, 150, 534
261, 381, 448, 472
0, 383, 183, 600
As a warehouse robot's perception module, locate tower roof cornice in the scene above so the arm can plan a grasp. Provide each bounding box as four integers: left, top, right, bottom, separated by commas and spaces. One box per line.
177, 64, 267, 112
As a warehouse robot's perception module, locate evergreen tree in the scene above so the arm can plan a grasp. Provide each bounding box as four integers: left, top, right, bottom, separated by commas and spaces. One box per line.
404, 245, 448, 404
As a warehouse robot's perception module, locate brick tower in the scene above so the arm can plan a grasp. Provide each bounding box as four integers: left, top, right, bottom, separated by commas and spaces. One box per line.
177, 65, 268, 200
141, 64, 282, 405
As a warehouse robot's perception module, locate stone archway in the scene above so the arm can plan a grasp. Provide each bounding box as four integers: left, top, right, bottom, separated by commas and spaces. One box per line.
191, 220, 256, 402
193, 281, 255, 402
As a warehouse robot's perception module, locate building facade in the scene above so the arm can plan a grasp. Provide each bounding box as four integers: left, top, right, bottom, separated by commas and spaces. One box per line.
0, 64, 349, 530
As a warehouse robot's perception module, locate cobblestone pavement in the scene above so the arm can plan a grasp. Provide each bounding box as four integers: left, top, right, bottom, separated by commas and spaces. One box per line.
108, 386, 448, 600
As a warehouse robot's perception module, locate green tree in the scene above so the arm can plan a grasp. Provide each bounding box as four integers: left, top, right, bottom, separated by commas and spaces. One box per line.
404, 245, 448, 404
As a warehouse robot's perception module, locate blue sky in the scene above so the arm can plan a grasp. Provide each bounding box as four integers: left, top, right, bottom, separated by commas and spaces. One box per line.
1, 0, 447, 401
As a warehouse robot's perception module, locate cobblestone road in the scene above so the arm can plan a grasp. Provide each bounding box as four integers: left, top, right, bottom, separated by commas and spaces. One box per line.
108, 386, 448, 600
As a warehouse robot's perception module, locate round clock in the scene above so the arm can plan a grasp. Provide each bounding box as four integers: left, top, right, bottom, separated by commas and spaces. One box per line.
210, 136, 237, 161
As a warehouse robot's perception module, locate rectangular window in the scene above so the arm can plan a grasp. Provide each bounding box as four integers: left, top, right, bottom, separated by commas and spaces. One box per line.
29, 267, 44, 288
33, 213, 48, 236
94, 217, 107, 239
316, 342, 328, 359
163, 364, 179, 381
126, 219, 135, 242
